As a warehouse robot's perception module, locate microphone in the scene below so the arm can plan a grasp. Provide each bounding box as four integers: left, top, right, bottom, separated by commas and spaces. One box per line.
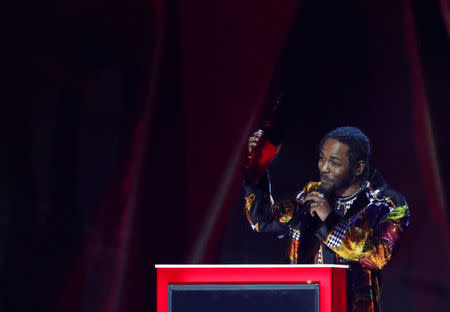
300, 189, 329, 218
303, 200, 314, 209
300, 200, 315, 218
291, 199, 320, 230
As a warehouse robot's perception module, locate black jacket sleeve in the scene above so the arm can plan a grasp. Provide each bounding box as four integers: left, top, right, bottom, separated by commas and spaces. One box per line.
243, 173, 295, 235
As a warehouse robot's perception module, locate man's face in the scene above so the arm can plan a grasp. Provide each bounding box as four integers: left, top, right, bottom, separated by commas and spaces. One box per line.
318, 138, 354, 194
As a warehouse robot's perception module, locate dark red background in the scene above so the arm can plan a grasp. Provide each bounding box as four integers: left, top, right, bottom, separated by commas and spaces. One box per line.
2, 0, 449, 311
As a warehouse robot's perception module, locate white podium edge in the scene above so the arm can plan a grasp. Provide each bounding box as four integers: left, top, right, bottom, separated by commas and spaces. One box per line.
155, 264, 349, 269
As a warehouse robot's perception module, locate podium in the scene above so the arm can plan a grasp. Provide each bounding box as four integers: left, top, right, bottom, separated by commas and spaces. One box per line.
156, 265, 348, 312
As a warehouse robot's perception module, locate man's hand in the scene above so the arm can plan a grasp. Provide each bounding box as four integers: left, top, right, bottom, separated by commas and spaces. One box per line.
248, 130, 263, 153
304, 191, 332, 221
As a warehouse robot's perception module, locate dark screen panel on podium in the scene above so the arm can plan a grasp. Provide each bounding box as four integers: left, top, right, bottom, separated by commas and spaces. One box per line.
168, 284, 319, 312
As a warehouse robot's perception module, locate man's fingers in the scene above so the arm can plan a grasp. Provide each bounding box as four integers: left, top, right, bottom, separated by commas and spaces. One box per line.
310, 205, 317, 217
309, 191, 322, 197
248, 133, 262, 153
305, 193, 323, 202
253, 130, 263, 138
310, 191, 325, 199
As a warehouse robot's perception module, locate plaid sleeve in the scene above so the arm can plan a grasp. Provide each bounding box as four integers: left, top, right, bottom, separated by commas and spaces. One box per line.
316, 189, 410, 269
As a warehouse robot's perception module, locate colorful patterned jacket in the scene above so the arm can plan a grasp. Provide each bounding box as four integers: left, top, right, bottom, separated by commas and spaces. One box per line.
243, 170, 410, 312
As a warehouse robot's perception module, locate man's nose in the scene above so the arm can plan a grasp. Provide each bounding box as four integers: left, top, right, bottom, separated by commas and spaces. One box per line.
320, 161, 330, 173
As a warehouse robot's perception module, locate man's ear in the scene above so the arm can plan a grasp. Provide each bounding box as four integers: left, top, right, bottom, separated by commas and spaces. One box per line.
356, 160, 365, 176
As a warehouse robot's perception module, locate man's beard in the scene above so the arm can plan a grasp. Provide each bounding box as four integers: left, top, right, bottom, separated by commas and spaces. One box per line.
320, 169, 354, 196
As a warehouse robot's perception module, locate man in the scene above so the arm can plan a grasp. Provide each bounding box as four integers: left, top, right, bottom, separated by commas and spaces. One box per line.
244, 126, 409, 312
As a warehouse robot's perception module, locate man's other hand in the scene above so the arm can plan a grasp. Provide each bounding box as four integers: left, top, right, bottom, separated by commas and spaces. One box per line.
304, 191, 332, 221
248, 130, 263, 153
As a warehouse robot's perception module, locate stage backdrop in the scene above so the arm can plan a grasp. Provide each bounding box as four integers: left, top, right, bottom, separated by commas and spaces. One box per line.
2, 0, 449, 311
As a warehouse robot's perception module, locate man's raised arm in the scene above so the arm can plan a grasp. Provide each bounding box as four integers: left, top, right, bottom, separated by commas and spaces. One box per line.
243, 130, 294, 235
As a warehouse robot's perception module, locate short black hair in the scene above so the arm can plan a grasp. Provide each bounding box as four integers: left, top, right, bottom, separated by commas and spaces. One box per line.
319, 126, 371, 179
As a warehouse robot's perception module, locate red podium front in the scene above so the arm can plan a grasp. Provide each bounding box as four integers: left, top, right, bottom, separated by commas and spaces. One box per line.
156, 264, 348, 312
